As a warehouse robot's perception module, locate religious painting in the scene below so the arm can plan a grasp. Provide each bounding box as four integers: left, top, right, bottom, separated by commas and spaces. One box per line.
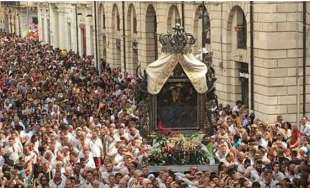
157, 81, 198, 129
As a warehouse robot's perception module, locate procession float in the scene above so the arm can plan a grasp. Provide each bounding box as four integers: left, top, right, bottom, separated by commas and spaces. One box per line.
136, 23, 219, 171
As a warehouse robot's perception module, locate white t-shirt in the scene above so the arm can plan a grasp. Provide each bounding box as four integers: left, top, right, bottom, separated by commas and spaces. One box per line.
24, 151, 37, 164
228, 124, 237, 135
259, 137, 268, 149
303, 122, 310, 136
5, 143, 22, 162
84, 181, 108, 188
0, 156, 5, 167
49, 179, 65, 188
113, 152, 124, 164
89, 138, 103, 158
100, 170, 113, 184
84, 157, 96, 169
232, 105, 240, 113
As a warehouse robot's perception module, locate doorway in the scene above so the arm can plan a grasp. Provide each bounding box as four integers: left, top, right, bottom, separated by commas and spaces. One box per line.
102, 35, 106, 62
47, 19, 50, 44
239, 62, 249, 107
67, 22, 71, 50
80, 25, 86, 57
41, 18, 45, 41
115, 38, 121, 67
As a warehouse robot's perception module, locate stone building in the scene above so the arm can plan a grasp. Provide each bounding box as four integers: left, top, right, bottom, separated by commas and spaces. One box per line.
0, 2, 37, 37
6, 1, 310, 122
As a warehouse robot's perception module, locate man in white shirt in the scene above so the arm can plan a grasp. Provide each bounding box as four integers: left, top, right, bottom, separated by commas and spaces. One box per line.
89, 131, 103, 167
84, 170, 107, 188
232, 100, 242, 114
5, 136, 22, 164
259, 168, 279, 188
49, 171, 66, 188
302, 121, 310, 137
64, 177, 75, 188
118, 126, 130, 141
100, 162, 114, 184
272, 162, 285, 182
244, 159, 263, 183
155, 170, 168, 188
81, 148, 96, 169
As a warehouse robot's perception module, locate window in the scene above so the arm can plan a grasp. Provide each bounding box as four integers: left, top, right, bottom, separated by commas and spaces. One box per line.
102, 36, 106, 60
132, 42, 138, 69
117, 15, 120, 31
90, 26, 94, 54
239, 62, 249, 106
202, 11, 210, 45
116, 39, 121, 50
32, 17, 38, 25
67, 22, 72, 49
133, 17, 137, 33
47, 19, 50, 44
102, 14, 105, 29
41, 18, 44, 40
237, 15, 246, 49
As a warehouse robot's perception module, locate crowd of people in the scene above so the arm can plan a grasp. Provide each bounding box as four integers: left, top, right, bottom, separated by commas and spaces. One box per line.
210, 103, 310, 188
0, 33, 309, 188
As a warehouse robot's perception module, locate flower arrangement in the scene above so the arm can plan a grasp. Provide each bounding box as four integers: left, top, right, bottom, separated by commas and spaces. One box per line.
143, 132, 215, 166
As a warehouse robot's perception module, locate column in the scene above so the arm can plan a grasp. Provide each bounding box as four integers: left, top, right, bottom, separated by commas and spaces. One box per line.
58, 9, 65, 49
85, 16, 94, 56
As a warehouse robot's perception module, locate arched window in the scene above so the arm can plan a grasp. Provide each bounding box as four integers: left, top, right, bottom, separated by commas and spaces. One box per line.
229, 6, 247, 49
198, 5, 210, 45
236, 13, 246, 49
98, 5, 105, 29
133, 17, 137, 33
145, 4, 158, 62
102, 14, 105, 29
128, 4, 137, 34
193, 5, 211, 51
117, 14, 120, 31
112, 4, 120, 31
201, 9, 210, 44
167, 5, 180, 32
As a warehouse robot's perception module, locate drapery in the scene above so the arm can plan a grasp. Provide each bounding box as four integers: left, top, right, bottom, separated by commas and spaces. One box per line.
146, 53, 208, 95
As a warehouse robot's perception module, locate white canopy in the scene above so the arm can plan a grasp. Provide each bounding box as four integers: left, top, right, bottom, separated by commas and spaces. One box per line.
146, 52, 208, 95
194, 48, 209, 61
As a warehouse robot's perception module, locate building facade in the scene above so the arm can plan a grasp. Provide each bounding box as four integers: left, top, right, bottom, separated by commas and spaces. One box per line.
0, 2, 37, 37
6, 1, 310, 122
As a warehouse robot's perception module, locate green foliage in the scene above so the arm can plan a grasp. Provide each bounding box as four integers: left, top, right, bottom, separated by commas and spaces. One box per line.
143, 133, 215, 166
